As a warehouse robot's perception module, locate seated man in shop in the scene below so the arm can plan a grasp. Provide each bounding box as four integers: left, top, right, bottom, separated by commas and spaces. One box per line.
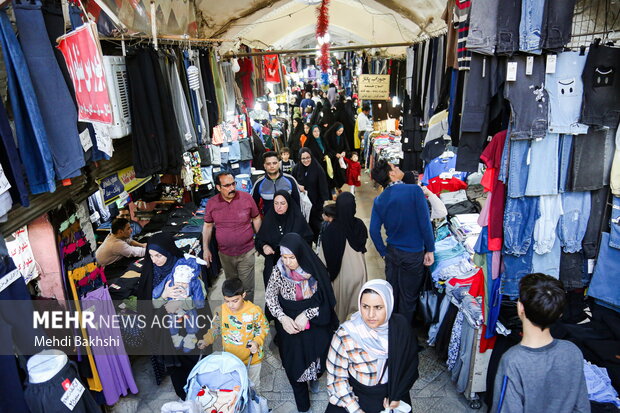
96, 218, 146, 271
117, 206, 142, 237
252, 152, 301, 215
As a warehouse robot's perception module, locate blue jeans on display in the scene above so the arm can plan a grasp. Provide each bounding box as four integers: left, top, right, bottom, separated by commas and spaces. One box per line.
0, 101, 29, 206
498, 129, 510, 183
13, 0, 84, 180
519, 0, 545, 54
220, 142, 230, 165
525, 133, 560, 196
504, 196, 540, 256
228, 140, 241, 163
588, 233, 620, 310
558, 191, 591, 253
532, 232, 561, 278
507, 140, 531, 198
610, 196, 620, 249
0, 10, 55, 194
502, 247, 534, 298
546, 52, 589, 135
239, 160, 252, 176
558, 135, 573, 193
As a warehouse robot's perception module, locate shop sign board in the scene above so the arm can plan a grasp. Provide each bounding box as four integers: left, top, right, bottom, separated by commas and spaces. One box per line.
358, 74, 391, 100
98, 167, 150, 205
58, 23, 114, 124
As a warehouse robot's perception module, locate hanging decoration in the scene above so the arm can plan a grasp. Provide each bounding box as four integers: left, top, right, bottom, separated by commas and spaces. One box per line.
315, 0, 331, 73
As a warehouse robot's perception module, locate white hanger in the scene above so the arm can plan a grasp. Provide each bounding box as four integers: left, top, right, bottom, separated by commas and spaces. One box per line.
439, 150, 455, 159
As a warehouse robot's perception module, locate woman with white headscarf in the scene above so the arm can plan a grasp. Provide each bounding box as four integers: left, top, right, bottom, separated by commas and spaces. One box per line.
325, 279, 419, 412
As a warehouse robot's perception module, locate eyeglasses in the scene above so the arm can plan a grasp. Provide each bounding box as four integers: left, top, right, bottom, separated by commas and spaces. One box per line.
301, 156, 311, 160
220, 181, 236, 188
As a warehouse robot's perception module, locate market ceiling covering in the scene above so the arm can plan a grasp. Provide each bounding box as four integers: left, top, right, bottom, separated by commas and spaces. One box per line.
96, 0, 447, 55
195, 0, 447, 53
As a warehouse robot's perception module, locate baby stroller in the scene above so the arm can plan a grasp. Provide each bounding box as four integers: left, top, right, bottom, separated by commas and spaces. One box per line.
184, 352, 269, 413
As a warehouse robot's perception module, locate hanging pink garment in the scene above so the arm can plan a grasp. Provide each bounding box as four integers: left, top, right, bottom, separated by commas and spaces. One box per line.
28, 214, 66, 301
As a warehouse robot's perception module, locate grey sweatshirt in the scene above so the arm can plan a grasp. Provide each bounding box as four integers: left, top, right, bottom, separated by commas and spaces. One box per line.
492, 339, 591, 413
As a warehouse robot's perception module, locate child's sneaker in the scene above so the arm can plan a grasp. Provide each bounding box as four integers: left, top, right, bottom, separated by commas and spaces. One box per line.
183, 334, 197, 353
171, 334, 184, 349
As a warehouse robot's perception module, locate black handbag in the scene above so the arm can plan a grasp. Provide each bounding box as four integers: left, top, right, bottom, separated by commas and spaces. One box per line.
418, 267, 441, 325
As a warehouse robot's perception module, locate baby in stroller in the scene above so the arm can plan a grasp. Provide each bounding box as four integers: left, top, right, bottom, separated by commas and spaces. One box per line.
153, 258, 206, 352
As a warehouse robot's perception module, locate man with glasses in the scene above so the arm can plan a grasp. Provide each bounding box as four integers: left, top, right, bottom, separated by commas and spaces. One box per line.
252, 152, 301, 215
203, 172, 262, 302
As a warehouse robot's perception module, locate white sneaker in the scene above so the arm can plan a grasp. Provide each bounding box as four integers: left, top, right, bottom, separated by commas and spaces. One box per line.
183, 334, 197, 353
171, 334, 184, 349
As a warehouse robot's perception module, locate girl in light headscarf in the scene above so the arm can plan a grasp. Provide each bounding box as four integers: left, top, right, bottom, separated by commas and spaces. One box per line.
325, 279, 420, 412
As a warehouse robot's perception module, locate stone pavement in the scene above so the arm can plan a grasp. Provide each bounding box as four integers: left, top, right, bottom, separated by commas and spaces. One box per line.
110, 176, 485, 412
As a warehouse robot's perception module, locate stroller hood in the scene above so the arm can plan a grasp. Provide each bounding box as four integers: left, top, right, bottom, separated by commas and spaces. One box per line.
184, 352, 250, 411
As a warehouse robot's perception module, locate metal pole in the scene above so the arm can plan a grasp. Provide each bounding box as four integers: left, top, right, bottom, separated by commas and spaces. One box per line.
221, 42, 415, 58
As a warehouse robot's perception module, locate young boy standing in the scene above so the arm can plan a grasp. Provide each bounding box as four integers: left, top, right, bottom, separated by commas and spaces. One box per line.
198, 278, 269, 389
279, 147, 295, 175
492, 273, 590, 413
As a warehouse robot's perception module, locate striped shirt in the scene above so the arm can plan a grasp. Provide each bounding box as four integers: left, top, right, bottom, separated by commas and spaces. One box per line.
326, 327, 387, 413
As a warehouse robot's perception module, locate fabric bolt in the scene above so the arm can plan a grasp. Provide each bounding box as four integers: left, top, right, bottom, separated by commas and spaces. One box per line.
507, 139, 531, 198
503, 196, 539, 256
0, 10, 55, 194
13, 0, 84, 180
583, 186, 611, 260
496, 0, 522, 55
525, 133, 560, 196
546, 51, 589, 135
467, 0, 498, 55
518, 0, 545, 54
541, 0, 577, 51
457, 54, 504, 172
558, 191, 591, 253
580, 42, 620, 128
533, 194, 563, 254
568, 127, 615, 192
504, 55, 548, 140
589, 233, 620, 310
558, 134, 573, 193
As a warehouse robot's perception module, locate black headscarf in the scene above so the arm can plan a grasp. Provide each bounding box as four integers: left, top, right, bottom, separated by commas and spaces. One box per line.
256, 190, 313, 252
274, 233, 339, 382
288, 117, 304, 161
321, 192, 368, 279
136, 233, 191, 367
292, 148, 330, 207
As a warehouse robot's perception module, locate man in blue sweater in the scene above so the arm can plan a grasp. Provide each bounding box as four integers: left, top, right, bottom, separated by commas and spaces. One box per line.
369, 160, 435, 325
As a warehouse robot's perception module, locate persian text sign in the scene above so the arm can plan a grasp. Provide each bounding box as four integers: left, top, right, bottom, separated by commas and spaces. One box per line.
98, 167, 150, 205
358, 74, 390, 100
58, 23, 113, 124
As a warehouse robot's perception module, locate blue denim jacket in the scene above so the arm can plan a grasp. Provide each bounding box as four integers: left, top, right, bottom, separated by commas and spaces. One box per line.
504, 196, 540, 256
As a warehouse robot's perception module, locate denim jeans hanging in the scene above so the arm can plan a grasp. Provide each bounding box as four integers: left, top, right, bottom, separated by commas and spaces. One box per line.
0, 9, 55, 194
13, 0, 84, 180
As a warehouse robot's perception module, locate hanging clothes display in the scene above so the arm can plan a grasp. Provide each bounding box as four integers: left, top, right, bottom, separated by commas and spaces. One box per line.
263, 54, 282, 83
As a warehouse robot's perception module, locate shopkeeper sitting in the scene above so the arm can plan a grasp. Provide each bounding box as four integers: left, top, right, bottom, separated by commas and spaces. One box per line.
96, 218, 147, 268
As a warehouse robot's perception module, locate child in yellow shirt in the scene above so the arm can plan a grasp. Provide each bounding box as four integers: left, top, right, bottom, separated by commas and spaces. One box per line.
198, 278, 269, 388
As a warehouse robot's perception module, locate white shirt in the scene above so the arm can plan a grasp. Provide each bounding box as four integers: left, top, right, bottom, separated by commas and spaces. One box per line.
356, 112, 373, 132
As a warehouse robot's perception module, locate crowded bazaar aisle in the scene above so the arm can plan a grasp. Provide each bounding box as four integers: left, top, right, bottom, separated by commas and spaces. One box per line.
110, 179, 480, 413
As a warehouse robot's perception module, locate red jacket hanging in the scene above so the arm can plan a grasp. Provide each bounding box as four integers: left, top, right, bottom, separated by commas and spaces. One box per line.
263, 54, 281, 83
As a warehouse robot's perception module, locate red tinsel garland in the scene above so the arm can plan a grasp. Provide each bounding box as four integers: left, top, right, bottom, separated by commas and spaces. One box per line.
316, 0, 330, 72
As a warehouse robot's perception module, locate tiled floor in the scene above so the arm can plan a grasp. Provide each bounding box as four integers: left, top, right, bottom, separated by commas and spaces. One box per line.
110, 175, 485, 412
